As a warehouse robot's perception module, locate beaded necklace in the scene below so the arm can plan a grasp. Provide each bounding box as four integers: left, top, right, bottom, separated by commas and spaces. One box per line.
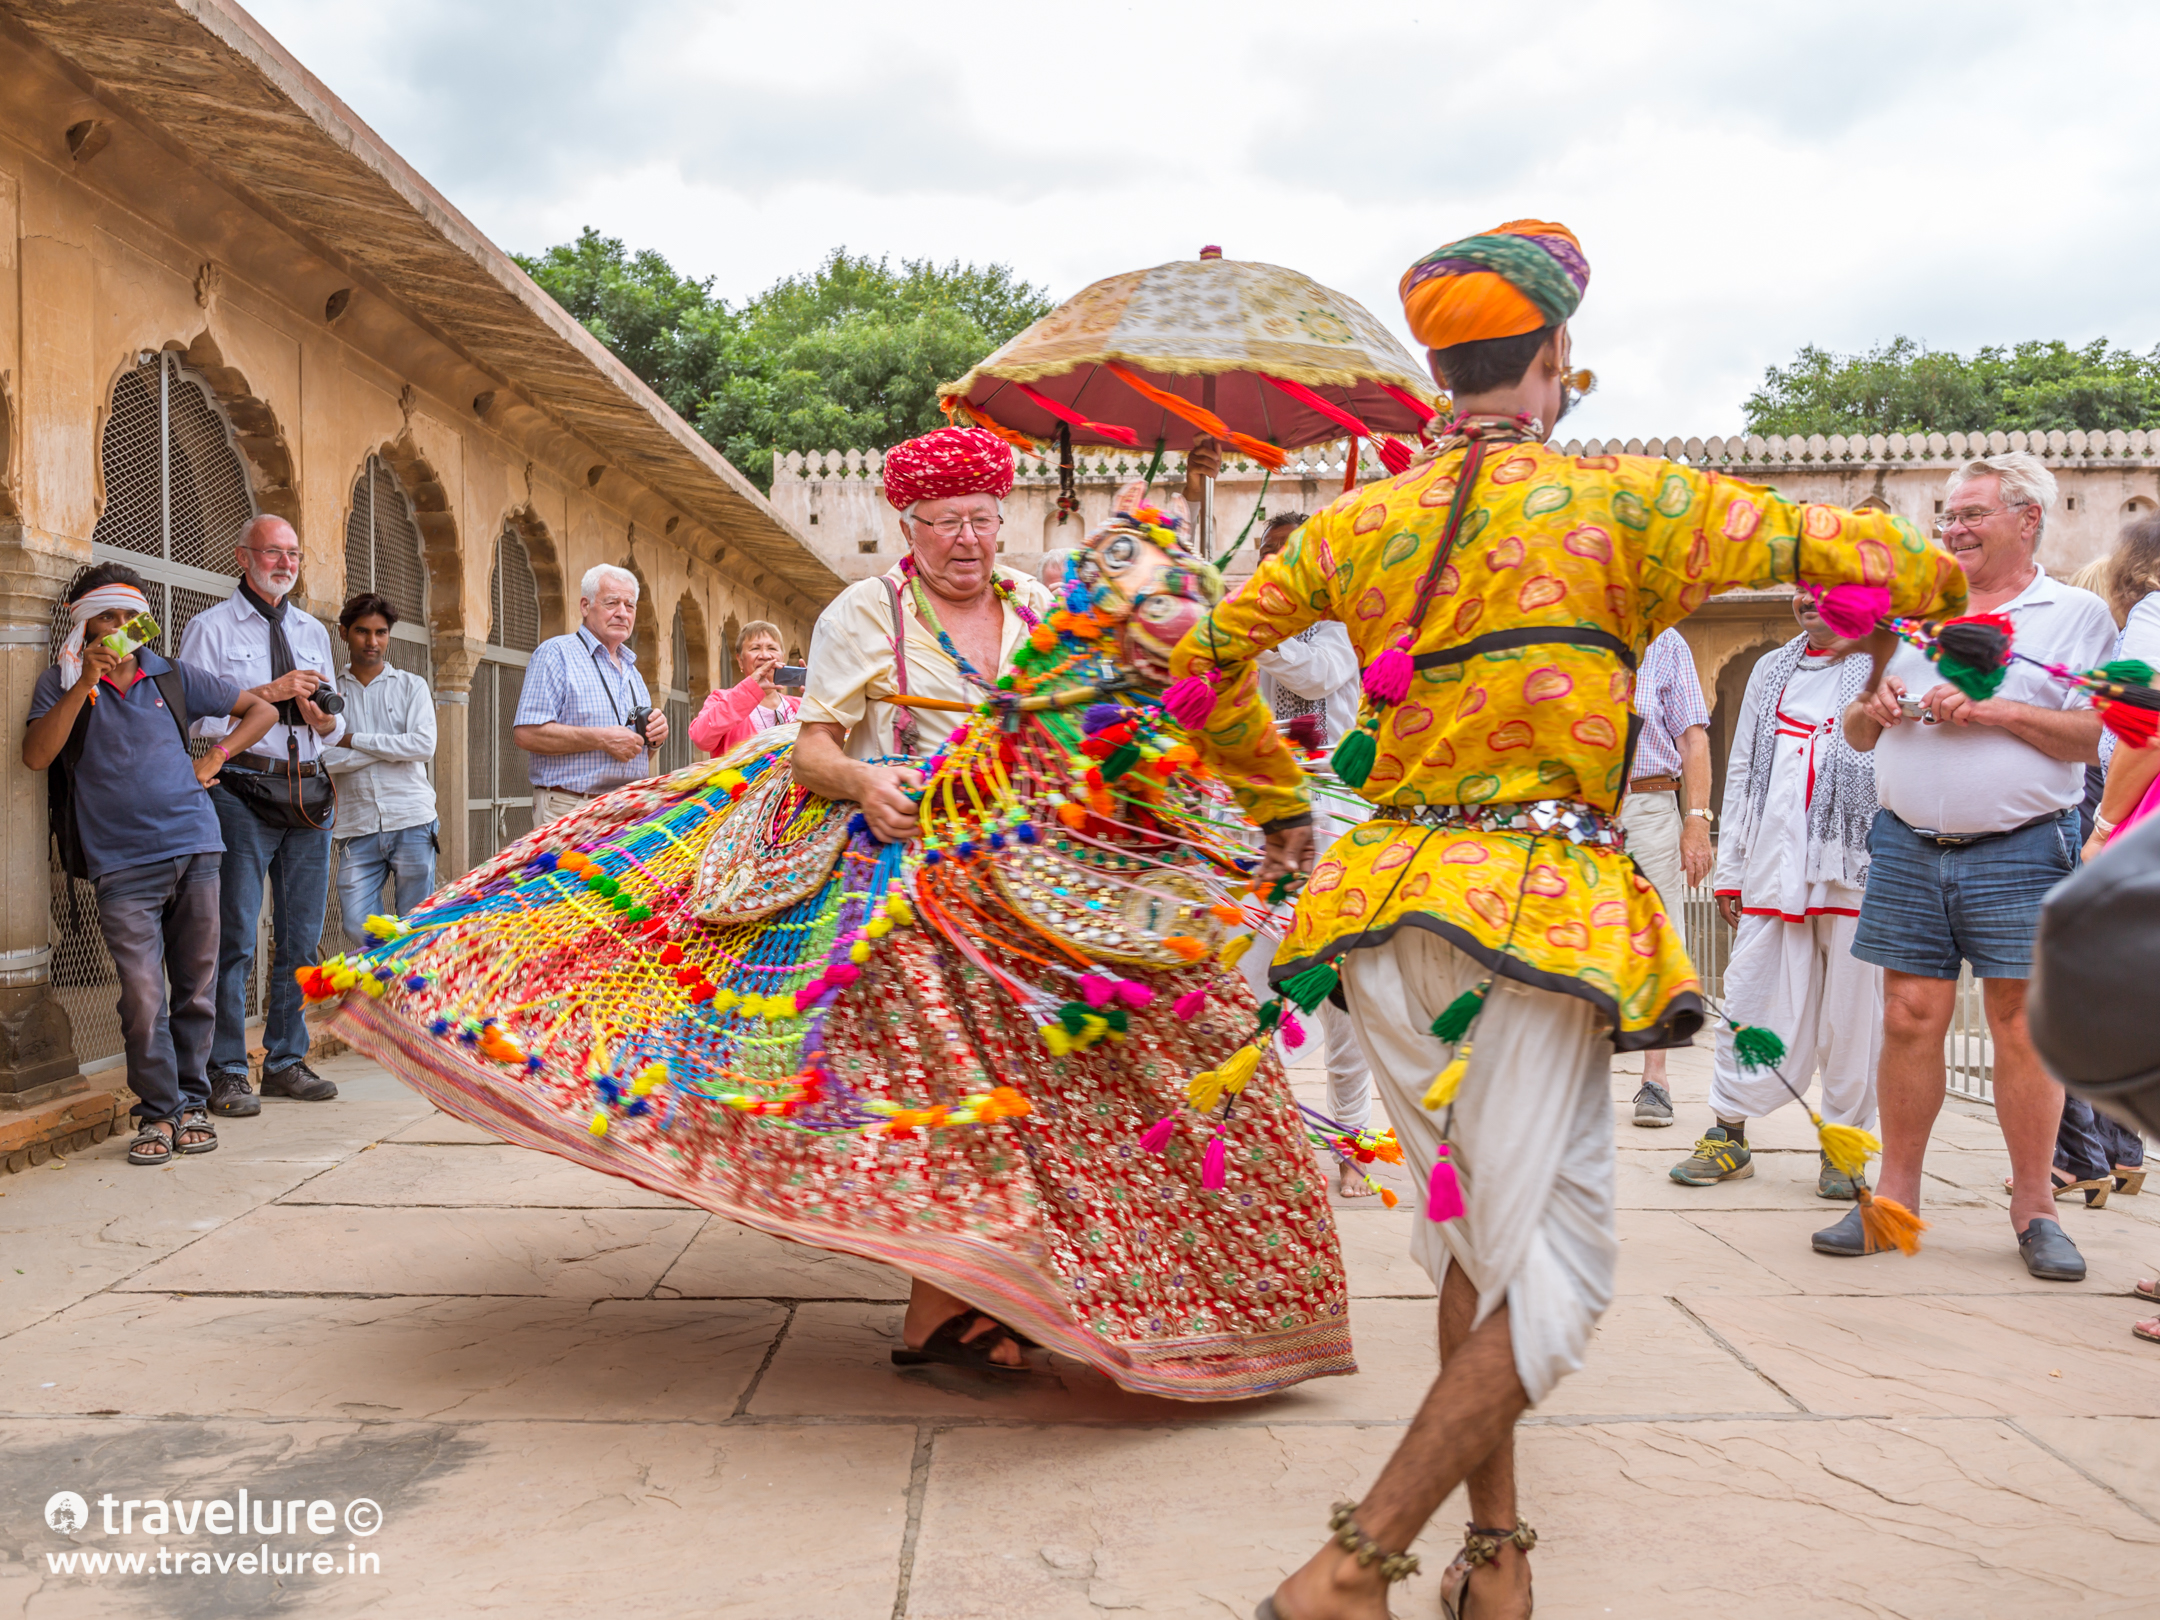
901, 557, 1040, 691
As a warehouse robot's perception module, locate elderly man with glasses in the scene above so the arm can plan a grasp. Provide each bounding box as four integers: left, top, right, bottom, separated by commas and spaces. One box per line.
1835, 451, 2116, 1280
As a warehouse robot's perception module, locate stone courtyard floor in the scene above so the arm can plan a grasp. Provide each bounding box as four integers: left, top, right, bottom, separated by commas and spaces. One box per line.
1, 1042, 2156, 1618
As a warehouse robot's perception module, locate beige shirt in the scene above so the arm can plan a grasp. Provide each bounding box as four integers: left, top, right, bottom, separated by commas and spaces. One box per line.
797, 564, 1056, 761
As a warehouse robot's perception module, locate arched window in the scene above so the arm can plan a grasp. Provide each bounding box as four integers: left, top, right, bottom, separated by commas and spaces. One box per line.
657, 601, 696, 774
469, 529, 542, 864
342, 454, 431, 676
53, 351, 256, 1072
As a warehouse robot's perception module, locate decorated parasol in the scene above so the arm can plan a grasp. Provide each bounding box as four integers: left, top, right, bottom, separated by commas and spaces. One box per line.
940, 247, 1441, 553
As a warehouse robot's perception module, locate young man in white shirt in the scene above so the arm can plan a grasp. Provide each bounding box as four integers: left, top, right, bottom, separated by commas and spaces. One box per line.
324, 592, 439, 943
1671, 594, 1882, 1198
1837, 452, 2115, 1281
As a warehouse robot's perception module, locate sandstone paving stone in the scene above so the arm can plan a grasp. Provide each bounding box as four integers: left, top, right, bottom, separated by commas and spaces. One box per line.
2014, 1416, 2160, 1516
382, 1111, 503, 1146
113, 1205, 706, 1300
1686, 1292, 2160, 1418
3, 1294, 782, 1422
1616, 1145, 1987, 1211
1326, 1207, 1435, 1298
1613, 1208, 1797, 1297
653, 1220, 910, 1301
280, 1144, 696, 1211
0, 1417, 911, 1618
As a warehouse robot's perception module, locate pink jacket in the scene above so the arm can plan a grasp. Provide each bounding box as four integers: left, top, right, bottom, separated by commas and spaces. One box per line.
689, 674, 800, 758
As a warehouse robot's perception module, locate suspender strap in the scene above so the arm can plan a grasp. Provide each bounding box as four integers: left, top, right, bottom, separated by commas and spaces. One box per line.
1410, 625, 1638, 673
884, 574, 919, 758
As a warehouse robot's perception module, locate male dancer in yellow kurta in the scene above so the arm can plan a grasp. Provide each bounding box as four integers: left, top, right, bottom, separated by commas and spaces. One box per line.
1177, 222, 1969, 1620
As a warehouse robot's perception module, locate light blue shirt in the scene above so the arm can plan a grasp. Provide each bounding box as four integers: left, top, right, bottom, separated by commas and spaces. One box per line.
513, 626, 654, 793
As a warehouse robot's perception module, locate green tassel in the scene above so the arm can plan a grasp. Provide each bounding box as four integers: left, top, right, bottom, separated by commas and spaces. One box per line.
2099, 658, 2156, 685
1330, 725, 1377, 788
1935, 655, 2007, 703
1101, 743, 1141, 780
1104, 1006, 1129, 1033
1267, 873, 1296, 905
1279, 962, 1341, 1013
1255, 998, 1283, 1032
1430, 982, 1490, 1044
1058, 1001, 1091, 1035
1733, 1024, 1787, 1070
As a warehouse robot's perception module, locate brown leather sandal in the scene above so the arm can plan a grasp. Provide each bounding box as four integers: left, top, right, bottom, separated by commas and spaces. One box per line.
1438, 1519, 1536, 1620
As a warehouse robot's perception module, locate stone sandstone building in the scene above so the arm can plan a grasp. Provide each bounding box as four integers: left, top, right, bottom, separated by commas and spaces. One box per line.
0, 0, 842, 1155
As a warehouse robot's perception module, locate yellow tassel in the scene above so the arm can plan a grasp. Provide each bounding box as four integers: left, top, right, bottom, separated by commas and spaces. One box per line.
888, 897, 916, 926
866, 918, 893, 940
1188, 1069, 1227, 1111
587, 1111, 609, 1136
764, 994, 798, 1020
1218, 1042, 1261, 1095
1041, 1024, 1074, 1057
711, 988, 740, 1013
631, 1062, 668, 1096
1422, 1045, 1472, 1110
1079, 1014, 1109, 1047
1814, 1115, 1881, 1178
1856, 1184, 1927, 1256
1219, 934, 1255, 972
850, 940, 872, 964
360, 975, 384, 998
738, 994, 764, 1019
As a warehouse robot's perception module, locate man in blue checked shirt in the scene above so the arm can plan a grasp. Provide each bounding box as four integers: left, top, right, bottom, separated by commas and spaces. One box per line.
1619, 625, 1714, 1127
513, 563, 670, 824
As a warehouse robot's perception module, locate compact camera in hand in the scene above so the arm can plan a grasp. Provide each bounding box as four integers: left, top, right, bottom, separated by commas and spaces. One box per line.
625, 705, 655, 748
774, 665, 807, 691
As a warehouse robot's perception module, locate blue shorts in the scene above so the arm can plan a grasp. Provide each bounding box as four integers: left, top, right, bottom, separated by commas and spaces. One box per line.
1850, 808, 2079, 981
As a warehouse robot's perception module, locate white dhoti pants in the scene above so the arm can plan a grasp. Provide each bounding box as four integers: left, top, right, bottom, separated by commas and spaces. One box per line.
1708, 911, 1881, 1128
1339, 930, 1617, 1404
1246, 797, 1373, 1132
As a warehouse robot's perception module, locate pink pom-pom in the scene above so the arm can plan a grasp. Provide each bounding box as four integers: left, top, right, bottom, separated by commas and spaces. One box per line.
800, 977, 829, 1000
1080, 974, 1118, 1008
1813, 583, 1892, 641
1427, 1147, 1465, 1223
1362, 637, 1414, 704
1115, 980, 1154, 1010
1163, 671, 1222, 729
1139, 1117, 1176, 1155
1172, 989, 1207, 1021
1202, 1134, 1228, 1190
1279, 1011, 1307, 1050
826, 962, 861, 986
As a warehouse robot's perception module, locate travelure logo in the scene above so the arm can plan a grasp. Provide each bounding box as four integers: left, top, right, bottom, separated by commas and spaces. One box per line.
45, 1493, 89, 1535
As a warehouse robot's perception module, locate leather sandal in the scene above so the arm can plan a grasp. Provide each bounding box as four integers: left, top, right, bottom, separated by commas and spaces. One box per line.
1439, 1519, 1536, 1620
2114, 1165, 2146, 1197
175, 1107, 219, 1155
126, 1119, 176, 1166
891, 1312, 1041, 1375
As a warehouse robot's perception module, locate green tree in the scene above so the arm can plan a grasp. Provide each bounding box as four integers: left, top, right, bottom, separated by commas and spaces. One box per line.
514, 235, 1053, 490
1744, 336, 2160, 438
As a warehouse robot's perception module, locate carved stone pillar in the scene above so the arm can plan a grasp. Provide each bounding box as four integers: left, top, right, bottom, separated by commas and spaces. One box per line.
432, 636, 483, 883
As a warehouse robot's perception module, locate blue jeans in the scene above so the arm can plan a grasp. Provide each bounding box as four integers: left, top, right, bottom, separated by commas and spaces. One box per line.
336, 821, 438, 942
93, 853, 221, 1122
207, 785, 332, 1080
1850, 808, 2079, 980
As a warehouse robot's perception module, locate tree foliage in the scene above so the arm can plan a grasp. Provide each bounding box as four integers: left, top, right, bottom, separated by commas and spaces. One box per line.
514, 230, 1054, 489
1743, 336, 2160, 438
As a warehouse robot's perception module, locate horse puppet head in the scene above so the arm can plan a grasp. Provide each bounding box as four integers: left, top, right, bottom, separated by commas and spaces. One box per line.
1039, 482, 1224, 686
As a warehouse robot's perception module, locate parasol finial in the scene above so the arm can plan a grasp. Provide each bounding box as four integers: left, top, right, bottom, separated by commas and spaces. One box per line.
1199, 245, 1223, 260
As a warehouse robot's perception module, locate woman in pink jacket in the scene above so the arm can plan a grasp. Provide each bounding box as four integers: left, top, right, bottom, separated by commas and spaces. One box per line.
688, 620, 800, 757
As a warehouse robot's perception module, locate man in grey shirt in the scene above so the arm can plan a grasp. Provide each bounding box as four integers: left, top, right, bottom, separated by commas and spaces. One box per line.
324, 592, 439, 943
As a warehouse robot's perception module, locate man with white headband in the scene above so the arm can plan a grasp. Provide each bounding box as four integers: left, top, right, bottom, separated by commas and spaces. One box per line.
25, 563, 277, 1163
179, 515, 349, 1117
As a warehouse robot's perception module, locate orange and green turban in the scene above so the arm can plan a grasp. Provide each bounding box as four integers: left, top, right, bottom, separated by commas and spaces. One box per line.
1399, 220, 1589, 350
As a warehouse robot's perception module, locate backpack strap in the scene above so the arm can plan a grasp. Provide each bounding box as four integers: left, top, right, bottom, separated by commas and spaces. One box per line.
150, 660, 192, 749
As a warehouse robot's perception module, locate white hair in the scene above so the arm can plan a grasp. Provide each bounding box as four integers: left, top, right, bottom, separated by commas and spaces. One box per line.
1948, 452, 2058, 541
580, 562, 640, 602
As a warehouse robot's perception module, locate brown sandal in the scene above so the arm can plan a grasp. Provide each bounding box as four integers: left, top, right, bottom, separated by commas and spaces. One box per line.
1439, 1520, 1536, 1620
126, 1119, 176, 1165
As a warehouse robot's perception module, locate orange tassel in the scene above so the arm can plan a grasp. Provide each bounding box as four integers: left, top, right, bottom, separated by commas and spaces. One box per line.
1856, 1185, 1926, 1256
1209, 902, 1246, 924
1056, 802, 1089, 830
1102, 363, 1288, 469
1162, 935, 1208, 962
1378, 1187, 1399, 1209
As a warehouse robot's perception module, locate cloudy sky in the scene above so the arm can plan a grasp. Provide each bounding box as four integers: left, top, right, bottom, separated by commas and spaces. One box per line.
247, 0, 2160, 443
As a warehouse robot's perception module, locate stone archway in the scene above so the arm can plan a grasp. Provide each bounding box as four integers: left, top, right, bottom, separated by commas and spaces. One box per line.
720, 611, 741, 683
617, 554, 660, 680
173, 333, 298, 531
504, 504, 567, 642
1708, 635, 1786, 814
372, 430, 462, 662
675, 591, 710, 705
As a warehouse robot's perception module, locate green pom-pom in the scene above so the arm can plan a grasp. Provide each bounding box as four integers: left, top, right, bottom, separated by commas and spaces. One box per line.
1267, 873, 1296, 905
2099, 658, 2156, 685
1255, 998, 1283, 1032
1057, 1001, 1091, 1035
1430, 982, 1489, 1045
1279, 962, 1341, 1014
1101, 743, 1141, 780
1733, 1025, 1787, 1070
626, 905, 653, 922
1935, 655, 2007, 702
1104, 1006, 1129, 1033
1330, 725, 1377, 789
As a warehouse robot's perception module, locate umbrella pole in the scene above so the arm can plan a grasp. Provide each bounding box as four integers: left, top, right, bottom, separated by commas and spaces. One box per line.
1199, 376, 1217, 559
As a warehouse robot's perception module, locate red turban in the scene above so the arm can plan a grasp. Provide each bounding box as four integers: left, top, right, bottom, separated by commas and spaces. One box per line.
881, 427, 1016, 511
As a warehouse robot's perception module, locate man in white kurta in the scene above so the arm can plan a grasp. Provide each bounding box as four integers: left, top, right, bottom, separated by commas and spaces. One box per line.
1672, 597, 1882, 1197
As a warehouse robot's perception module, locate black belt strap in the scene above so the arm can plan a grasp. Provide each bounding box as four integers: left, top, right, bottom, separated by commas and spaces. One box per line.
1411, 625, 1638, 673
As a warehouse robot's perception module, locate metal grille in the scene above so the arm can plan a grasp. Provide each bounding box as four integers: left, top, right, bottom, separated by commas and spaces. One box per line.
469, 531, 541, 865
657, 601, 695, 774
53, 353, 263, 1072
342, 454, 431, 676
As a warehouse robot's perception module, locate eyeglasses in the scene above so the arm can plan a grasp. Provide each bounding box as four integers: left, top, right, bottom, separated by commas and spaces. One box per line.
1934, 504, 2022, 534
908, 514, 1004, 539
244, 544, 302, 562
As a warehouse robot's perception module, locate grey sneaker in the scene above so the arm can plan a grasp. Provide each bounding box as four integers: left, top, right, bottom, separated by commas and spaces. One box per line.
260, 1060, 338, 1102
1631, 1080, 1673, 1127
1817, 1152, 1859, 1201
1670, 1126, 1752, 1185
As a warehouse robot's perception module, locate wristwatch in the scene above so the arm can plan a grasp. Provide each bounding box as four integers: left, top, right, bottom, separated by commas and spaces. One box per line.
1686, 808, 1715, 825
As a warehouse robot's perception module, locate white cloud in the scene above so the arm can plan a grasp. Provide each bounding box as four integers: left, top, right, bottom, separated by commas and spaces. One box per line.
249, 0, 2160, 441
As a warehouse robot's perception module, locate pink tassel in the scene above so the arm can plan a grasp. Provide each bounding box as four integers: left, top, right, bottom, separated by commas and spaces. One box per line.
1426, 1147, 1465, 1223
1813, 583, 1892, 641
799, 976, 829, 1000
826, 962, 861, 986
1377, 436, 1413, 476
1202, 1134, 1228, 1190
1279, 1011, 1306, 1050
1163, 671, 1222, 728
1173, 989, 1207, 1021
1080, 974, 1118, 1008
1362, 636, 1414, 704
1116, 980, 1155, 1010
1139, 1116, 1176, 1155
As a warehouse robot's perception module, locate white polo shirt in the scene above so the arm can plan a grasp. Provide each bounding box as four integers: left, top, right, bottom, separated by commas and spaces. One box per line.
1873, 567, 2115, 836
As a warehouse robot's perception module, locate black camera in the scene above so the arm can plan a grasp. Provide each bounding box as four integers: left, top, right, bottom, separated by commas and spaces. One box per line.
312, 688, 345, 716
625, 705, 654, 747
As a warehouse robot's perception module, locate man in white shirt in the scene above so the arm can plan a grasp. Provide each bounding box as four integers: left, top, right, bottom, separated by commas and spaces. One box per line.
323, 592, 439, 944
1238, 514, 1381, 1196
1670, 594, 1882, 1198
1836, 452, 2115, 1281
178, 515, 348, 1115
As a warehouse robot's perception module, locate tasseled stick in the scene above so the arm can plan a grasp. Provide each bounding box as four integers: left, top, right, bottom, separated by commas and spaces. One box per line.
1856, 1183, 1926, 1256
1426, 1146, 1465, 1223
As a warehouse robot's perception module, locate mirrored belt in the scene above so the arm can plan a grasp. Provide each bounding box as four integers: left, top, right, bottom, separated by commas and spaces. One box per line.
1371, 797, 1625, 849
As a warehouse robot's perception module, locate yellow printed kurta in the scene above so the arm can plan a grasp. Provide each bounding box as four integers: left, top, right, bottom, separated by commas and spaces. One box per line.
1169, 441, 1967, 1047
